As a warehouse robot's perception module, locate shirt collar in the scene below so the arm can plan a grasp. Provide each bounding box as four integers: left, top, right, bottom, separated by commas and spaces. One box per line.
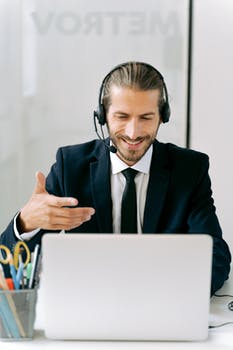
110, 144, 153, 175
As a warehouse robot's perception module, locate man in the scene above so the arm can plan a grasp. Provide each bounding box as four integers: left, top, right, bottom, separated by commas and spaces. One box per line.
0, 61, 231, 295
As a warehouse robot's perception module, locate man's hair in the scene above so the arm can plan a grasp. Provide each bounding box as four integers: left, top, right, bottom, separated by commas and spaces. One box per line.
102, 62, 165, 114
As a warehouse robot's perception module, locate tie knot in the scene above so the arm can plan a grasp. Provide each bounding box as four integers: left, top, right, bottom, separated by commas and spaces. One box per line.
122, 168, 138, 182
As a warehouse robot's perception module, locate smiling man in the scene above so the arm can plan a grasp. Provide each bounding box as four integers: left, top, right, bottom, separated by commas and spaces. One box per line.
106, 86, 161, 165
0, 61, 231, 295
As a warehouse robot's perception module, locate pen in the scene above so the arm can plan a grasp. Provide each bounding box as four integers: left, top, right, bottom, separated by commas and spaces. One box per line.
0, 288, 12, 338
33, 252, 42, 288
26, 263, 32, 289
15, 262, 25, 290
0, 265, 25, 337
5, 278, 14, 290
28, 244, 40, 289
0, 264, 8, 290
17, 252, 25, 289
9, 261, 18, 290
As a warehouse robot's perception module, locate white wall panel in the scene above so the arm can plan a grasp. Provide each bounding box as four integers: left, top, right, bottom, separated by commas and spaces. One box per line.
191, 0, 233, 254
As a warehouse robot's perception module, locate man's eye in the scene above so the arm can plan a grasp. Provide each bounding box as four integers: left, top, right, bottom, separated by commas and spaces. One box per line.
141, 116, 152, 120
117, 115, 127, 119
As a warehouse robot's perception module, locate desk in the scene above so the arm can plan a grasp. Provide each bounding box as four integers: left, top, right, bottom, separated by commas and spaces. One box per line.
1, 280, 233, 349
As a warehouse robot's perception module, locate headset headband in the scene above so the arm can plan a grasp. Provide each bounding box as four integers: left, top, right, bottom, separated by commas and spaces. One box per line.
94, 61, 170, 125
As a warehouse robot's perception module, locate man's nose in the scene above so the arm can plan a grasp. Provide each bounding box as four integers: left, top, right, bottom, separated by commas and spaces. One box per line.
125, 119, 141, 139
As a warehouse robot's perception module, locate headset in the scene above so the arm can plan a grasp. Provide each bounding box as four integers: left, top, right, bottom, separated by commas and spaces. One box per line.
93, 61, 171, 152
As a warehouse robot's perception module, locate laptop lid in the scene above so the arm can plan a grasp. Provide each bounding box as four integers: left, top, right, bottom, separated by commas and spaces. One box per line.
40, 234, 212, 341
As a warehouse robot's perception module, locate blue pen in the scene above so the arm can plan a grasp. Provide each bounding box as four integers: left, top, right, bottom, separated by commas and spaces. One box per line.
0, 296, 12, 338
16, 262, 25, 290
0, 293, 21, 338
8, 261, 24, 290
9, 263, 18, 290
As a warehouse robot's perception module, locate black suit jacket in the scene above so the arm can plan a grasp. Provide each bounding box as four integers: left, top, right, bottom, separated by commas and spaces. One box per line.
1, 139, 231, 294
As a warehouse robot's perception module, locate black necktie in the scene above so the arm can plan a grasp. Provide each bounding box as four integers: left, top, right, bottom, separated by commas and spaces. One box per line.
121, 168, 138, 233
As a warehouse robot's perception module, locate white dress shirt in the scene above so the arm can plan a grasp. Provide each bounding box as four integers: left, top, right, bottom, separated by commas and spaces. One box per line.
14, 145, 153, 240
14, 214, 40, 241
110, 145, 152, 233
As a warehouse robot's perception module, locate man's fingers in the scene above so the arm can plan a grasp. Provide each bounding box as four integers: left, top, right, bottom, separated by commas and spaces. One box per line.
33, 171, 47, 194
46, 195, 79, 208
38, 207, 95, 231
53, 207, 95, 218
33, 173, 79, 207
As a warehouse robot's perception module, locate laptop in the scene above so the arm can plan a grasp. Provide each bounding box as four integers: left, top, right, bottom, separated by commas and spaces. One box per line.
40, 233, 212, 341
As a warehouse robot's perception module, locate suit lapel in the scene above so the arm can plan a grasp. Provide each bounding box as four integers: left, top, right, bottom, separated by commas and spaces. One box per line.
143, 141, 170, 233
90, 148, 113, 233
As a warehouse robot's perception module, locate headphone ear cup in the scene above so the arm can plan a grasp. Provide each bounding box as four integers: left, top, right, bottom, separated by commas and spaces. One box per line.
99, 104, 106, 125
94, 104, 106, 126
160, 102, 170, 123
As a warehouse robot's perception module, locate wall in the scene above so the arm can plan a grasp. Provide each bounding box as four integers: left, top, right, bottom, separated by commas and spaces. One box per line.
191, 0, 233, 260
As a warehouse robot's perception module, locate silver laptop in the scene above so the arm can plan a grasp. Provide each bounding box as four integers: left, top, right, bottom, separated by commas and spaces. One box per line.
40, 234, 212, 341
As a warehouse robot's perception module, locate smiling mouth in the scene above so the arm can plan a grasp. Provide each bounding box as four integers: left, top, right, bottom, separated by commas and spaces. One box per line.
121, 138, 144, 148
125, 140, 142, 145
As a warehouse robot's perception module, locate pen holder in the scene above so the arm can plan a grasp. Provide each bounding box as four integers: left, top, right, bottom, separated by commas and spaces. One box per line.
0, 288, 37, 341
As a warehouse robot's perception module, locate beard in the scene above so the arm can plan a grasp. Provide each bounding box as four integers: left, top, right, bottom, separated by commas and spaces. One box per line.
109, 132, 156, 165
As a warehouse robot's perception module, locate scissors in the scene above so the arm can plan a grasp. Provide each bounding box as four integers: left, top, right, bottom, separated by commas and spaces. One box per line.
0, 241, 31, 289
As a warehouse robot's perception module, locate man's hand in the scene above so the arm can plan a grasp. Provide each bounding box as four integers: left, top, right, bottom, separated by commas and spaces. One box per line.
18, 171, 95, 233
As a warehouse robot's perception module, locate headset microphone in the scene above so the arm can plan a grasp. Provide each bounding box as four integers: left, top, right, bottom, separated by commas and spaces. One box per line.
109, 145, 117, 153
93, 112, 117, 153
